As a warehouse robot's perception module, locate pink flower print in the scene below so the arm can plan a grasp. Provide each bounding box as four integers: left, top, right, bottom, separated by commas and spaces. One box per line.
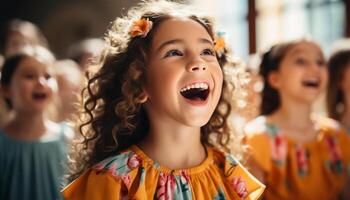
295, 144, 308, 175
270, 135, 288, 164
127, 153, 141, 169
94, 163, 104, 170
180, 170, 190, 183
108, 162, 118, 177
156, 173, 176, 200
121, 175, 132, 188
325, 136, 342, 161
120, 184, 129, 200
231, 176, 248, 199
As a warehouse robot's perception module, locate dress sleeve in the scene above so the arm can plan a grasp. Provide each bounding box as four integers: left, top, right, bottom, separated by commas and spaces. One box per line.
62, 169, 124, 200
224, 155, 266, 200
244, 132, 272, 173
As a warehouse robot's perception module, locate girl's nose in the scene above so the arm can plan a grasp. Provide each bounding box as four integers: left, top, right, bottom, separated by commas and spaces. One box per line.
38, 77, 47, 86
309, 62, 323, 73
187, 59, 207, 72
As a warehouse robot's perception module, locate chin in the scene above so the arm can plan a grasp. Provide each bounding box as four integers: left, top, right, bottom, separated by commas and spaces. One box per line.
182, 115, 212, 127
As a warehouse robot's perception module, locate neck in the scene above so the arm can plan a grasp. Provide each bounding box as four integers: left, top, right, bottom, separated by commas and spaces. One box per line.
5, 111, 47, 140
271, 99, 313, 130
139, 118, 206, 170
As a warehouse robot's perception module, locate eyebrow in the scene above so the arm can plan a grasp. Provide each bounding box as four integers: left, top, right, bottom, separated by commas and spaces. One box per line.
290, 49, 324, 60
156, 38, 214, 53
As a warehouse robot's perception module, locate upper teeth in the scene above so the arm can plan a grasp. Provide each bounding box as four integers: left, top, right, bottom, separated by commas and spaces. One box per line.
180, 82, 209, 92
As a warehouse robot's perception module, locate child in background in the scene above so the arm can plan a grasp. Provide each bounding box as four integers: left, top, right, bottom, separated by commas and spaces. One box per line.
62, 0, 265, 199
244, 39, 350, 200
53, 59, 84, 123
67, 38, 105, 72
1, 19, 48, 58
0, 46, 70, 200
326, 47, 350, 132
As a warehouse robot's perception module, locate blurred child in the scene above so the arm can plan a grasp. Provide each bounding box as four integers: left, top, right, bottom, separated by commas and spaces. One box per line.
67, 38, 105, 71
62, 1, 265, 199
53, 59, 83, 123
1, 19, 48, 57
0, 45, 70, 200
245, 39, 350, 199
327, 48, 350, 132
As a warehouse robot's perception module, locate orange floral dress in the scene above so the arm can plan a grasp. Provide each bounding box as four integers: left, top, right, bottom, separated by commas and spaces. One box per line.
62, 145, 265, 200
245, 116, 350, 200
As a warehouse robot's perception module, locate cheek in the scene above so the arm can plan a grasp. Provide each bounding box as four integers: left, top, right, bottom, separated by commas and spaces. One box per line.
17, 81, 34, 95
9, 81, 32, 105
47, 79, 58, 94
146, 66, 180, 95
211, 64, 223, 82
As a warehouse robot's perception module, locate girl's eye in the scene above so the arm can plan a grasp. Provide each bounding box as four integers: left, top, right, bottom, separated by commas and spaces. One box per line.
44, 73, 52, 80
316, 59, 325, 67
24, 74, 36, 79
295, 58, 307, 65
201, 48, 215, 56
164, 49, 183, 58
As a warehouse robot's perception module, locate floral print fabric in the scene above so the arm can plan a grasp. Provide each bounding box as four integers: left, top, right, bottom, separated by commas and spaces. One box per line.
62, 145, 265, 200
245, 116, 350, 200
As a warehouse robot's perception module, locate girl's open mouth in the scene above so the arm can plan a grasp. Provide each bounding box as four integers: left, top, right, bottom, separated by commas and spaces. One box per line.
32, 92, 47, 100
180, 82, 210, 102
302, 79, 320, 88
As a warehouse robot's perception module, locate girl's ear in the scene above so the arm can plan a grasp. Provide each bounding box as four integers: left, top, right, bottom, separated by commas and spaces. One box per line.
267, 71, 280, 89
137, 91, 148, 104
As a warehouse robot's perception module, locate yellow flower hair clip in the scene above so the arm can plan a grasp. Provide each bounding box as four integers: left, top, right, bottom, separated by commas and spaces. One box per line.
129, 18, 153, 38
214, 32, 226, 57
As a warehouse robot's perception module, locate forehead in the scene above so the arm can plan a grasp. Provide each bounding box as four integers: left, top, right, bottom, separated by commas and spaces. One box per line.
287, 41, 323, 57
151, 17, 213, 47
16, 56, 52, 73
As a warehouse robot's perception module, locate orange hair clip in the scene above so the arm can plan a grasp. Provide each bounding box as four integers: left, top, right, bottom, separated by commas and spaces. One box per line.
214, 32, 226, 57
129, 18, 153, 38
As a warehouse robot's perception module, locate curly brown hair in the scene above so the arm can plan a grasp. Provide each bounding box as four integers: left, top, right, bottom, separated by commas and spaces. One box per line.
67, 0, 247, 181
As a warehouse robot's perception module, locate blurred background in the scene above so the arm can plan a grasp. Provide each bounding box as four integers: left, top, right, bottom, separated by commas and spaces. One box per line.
1, 0, 348, 60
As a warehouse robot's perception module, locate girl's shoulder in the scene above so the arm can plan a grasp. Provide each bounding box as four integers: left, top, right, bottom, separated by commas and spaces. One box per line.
315, 116, 345, 134
244, 116, 274, 138
206, 147, 266, 199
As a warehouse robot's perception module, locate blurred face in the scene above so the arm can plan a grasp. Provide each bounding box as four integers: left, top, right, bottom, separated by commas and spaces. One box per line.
143, 17, 223, 127
5, 31, 31, 57
5, 57, 56, 113
56, 70, 82, 110
269, 41, 328, 104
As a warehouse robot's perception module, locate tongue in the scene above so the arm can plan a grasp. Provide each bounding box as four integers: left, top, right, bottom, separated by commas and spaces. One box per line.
33, 93, 46, 99
181, 88, 208, 101
303, 82, 318, 87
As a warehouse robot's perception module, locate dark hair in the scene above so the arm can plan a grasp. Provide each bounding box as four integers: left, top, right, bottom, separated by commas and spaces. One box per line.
326, 49, 350, 120
68, 0, 246, 181
0, 55, 24, 108
259, 42, 294, 115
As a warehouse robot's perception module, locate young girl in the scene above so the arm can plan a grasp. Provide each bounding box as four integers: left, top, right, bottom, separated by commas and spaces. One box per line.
62, 0, 265, 199
326, 48, 350, 132
244, 39, 350, 199
0, 45, 70, 200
